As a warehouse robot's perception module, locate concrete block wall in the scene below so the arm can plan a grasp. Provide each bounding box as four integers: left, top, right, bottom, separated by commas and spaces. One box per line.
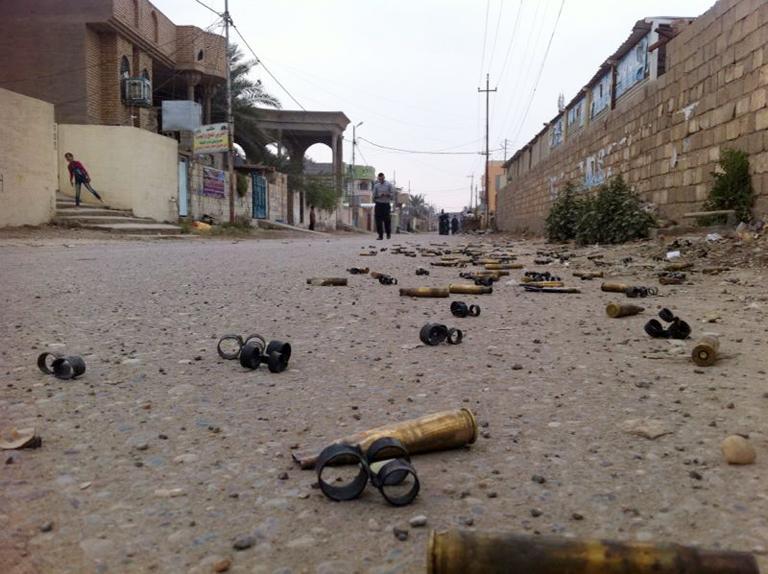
0, 88, 58, 227
497, 0, 768, 234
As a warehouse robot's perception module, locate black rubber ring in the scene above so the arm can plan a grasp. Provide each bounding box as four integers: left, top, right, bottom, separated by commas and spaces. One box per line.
447, 328, 463, 345
266, 350, 289, 373
51, 356, 86, 380
266, 340, 292, 364
658, 308, 675, 323
239, 339, 264, 370
668, 319, 691, 340
316, 443, 370, 502
244, 334, 267, 347
451, 301, 469, 318
644, 319, 668, 338
468, 304, 481, 317
217, 334, 244, 360
420, 323, 448, 346
375, 459, 420, 506
366, 437, 410, 466
37, 352, 62, 375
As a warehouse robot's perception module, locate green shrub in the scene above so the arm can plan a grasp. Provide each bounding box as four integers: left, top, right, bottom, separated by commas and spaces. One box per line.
545, 181, 579, 242
546, 176, 655, 245
701, 148, 753, 224
236, 173, 249, 198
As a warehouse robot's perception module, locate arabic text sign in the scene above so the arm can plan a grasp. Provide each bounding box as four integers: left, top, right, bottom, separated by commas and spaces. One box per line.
202, 167, 226, 198
194, 123, 229, 154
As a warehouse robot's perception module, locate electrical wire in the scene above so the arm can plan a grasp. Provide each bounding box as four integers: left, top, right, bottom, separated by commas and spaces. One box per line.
358, 137, 499, 156
486, 0, 505, 76
509, 0, 566, 145
477, 0, 491, 85
495, 0, 524, 87
229, 21, 306, 110
192, 0, 223, 18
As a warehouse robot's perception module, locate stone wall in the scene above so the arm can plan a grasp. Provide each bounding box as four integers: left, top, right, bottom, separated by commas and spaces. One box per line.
497, 0, 768, 233
0, 88, 57, 227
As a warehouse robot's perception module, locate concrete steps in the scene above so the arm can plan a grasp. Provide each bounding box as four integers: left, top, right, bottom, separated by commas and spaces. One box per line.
54, 193, 181, 235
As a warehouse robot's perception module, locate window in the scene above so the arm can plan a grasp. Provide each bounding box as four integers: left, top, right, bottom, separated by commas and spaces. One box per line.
567, 99, 585, 130
120, 56, 131, 80
358, 181, 369, 191
590, 74, 611, 118
549, 116, 564, 148
615, 35, 649, 99
197, 49, 204, 61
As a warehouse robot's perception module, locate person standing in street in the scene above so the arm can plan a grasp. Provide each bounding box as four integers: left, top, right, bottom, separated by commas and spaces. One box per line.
372, 172, 393, 240
65, 152, 103, 207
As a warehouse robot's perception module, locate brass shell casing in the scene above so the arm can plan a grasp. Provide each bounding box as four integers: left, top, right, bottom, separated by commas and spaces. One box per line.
574, 271, 604, 279
448, 283, 493, 295
524, 281, 564, 288
484, 263, 523, 270
293, 408, 478, 469
306, 277, 348, 286
399, 287, 450, 298
692, 335, 720, 366
601, 282, 628, 293
427, 530, 758, 574
606, 303, 644, 318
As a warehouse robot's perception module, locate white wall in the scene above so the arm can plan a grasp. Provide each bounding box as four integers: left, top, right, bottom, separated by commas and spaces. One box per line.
57, 125, 178, 222
0, 88, 57, 227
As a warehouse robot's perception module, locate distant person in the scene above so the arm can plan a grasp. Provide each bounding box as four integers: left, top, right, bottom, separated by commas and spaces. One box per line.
451, 215, 459, 235
372, 172, 393, 240
439, 209, 450, 235
65, 153, 103, 207
309, 206, 316, 231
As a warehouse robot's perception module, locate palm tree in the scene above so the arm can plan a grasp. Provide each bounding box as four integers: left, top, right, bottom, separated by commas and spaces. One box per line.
409, 193, 428, 219
211, 44, 280, 162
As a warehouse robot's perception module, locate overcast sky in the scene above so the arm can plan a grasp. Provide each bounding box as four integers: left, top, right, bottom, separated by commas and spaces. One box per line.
159, 0, 715, 211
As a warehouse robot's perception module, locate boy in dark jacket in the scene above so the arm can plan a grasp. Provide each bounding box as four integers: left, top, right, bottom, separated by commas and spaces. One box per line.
65, 152, 103, 206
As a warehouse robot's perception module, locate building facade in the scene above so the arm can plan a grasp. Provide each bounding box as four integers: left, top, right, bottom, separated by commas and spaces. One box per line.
494, 4, 768, 233
0, 0, 226, 132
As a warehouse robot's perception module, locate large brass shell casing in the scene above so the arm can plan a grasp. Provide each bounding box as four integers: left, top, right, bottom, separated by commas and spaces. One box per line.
484, 263, 523, 270
692, 335, 720, 366
399, 287, 450, 298
306, 277, 348, 286
601, 282, 628, 293
448, 283, 493, 295
606, 303, 644, 318
293, 408, 477, 469
427, 530, 758, 574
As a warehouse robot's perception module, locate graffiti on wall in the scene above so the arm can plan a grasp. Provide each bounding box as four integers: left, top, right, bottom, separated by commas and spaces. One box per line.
549, 116, 564, 148
567, 99, 585, 130
591, 74, 611, 118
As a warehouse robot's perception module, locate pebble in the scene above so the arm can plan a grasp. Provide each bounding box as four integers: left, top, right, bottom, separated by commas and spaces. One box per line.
40, 521, 54, 532
154, 488, 186, 498
459, 516, 474, 527
408, 515, 428, 527
278, 472, 289, 480
173, 453, 199, 464
530, 509, 542, 517
232, 535, 256, 551
368, 518, 381, 532
689, 470, 703, 480
721, 435, 756, 465
531, 474, 546, 484
213, 558, 232, 572
393, 527, 409, 541
571, 512, 585, 520
512, 364, 523, 370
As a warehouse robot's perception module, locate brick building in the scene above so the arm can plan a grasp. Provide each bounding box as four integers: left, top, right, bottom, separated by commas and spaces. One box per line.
0, 0, 226, 133
497, 0, 768, 233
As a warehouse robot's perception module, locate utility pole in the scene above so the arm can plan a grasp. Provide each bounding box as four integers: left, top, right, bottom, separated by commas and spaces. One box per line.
224, 0, 235, 224
503, 138, 509, 162
466, 174, 474, 213
478, 74, 496, 230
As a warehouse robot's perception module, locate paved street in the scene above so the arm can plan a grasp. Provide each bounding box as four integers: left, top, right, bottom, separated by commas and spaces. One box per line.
1, 233, 767, 573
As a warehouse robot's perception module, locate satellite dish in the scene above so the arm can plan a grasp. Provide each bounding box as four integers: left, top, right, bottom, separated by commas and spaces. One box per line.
233, 143, 246, 160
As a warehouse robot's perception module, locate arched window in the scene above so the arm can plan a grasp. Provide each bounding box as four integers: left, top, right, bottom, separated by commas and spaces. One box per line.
120, 56, 131, 80
132, 0, 139, 27
151, 11, 159, 42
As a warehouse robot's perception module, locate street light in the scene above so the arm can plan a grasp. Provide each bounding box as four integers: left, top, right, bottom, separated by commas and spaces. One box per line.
350, 121, 364, 225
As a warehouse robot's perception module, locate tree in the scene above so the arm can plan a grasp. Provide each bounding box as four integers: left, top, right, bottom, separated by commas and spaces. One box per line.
211, 44, 280, 163
409, 193, 428, 218
302, 176, 340, 211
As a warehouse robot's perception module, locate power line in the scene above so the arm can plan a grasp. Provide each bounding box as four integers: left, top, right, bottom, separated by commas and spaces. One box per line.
358, 136, 496, 156
486, 0, 505, 76
509, 0, 566, 145
477, 0, 491, 85
229, 21, 306, 110
496, 0, 524, 87
192, 0, 223, 18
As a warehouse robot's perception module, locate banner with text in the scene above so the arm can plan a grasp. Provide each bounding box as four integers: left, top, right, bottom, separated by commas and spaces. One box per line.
202, 167, 226, 198
193, 123, 229, 154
